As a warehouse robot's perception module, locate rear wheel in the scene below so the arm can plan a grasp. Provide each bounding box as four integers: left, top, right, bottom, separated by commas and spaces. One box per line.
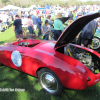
38, 68, 63, 96
90, 37, 100, 50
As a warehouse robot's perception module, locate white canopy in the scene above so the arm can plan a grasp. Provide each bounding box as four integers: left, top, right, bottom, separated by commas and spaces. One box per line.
0, 5, 21, 10
29, 5, 37, 10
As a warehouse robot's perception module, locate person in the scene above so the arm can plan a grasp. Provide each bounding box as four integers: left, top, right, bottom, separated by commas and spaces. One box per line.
46, 4, 50, 9
82, 8, 86, 15
42, 20, 50, 40
76, 13, 83, 45
54, 13, 64, 41
81, 20, 97, 48
13, 15, 23, 41
27, 15, 35, 39
32, 14, 37, 31
0, 18, 3, 33
74, 12, 83, 21
21, 15, 27, 36
37, 15, 42, 37
45, 14, 53, 31
45, 14, 54, 40
68, 11, 73, 24
2, 13, 8, 29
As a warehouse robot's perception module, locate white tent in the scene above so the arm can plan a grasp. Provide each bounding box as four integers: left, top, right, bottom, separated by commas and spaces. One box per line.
0, 5, 21, 10
21, 8, 30, 11
29, 5, 37, 10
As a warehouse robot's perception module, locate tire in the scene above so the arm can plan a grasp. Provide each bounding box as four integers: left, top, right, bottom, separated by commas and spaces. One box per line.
38, 68, 63, 96
0, 62, 2, 66
90, 37, 100, 50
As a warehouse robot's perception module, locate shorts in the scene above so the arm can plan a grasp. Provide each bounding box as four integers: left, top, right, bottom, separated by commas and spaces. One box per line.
15, 29, 23, 38
22, 27, 27, 32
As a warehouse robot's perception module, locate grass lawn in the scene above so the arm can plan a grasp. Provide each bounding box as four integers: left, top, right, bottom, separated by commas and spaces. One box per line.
0, 25, 100, 100
0, 26, 15, 44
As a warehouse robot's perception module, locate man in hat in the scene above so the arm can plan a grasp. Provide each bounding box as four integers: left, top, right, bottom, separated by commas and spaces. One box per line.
54, 13, 64, 41
13, 15, 23, 41
74, 12, 83, 21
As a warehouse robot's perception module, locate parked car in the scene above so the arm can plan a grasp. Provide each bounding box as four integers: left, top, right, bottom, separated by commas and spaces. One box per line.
90, 29, 100, 50
0, 12, 100, 96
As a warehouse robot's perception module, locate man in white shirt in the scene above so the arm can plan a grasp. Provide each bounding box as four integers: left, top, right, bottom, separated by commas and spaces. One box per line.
21, 15, 27, 36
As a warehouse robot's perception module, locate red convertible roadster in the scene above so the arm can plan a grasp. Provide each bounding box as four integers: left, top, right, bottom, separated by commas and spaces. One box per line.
0, 12, 100, 96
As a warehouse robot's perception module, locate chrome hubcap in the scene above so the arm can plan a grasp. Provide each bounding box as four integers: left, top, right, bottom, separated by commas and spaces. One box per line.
40, 72, 58, 93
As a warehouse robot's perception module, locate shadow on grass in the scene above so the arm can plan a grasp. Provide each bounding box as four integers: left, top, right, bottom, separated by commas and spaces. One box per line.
0, 65, 100, 100
0, 66, 51, 100
0, 40, 9, 45
1, 24, 13, 33
0, 41, 6, 45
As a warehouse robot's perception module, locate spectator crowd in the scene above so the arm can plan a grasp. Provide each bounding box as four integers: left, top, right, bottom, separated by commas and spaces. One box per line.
0, 4, 100, 48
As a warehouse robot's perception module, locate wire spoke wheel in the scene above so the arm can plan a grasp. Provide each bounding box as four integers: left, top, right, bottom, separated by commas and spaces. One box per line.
90, 37, 100, 49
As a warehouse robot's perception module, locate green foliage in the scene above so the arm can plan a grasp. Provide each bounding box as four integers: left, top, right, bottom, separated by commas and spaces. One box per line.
0, 0, 100, 8
1, 0, 9, 3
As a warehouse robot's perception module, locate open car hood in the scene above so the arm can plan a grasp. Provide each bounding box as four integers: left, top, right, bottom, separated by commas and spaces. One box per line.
55, 12, 100, 48
60, 17, 70, 24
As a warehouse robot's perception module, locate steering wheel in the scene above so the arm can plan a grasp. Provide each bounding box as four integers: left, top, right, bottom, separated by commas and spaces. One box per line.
18, 41, 29, 46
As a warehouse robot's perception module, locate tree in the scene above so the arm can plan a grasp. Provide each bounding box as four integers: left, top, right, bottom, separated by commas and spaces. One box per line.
0, 0, 4, 7
0, 0, 100, 8
1, 0, 9, 4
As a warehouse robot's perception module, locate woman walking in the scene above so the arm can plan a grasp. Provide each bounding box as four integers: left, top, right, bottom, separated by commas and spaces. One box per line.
27, 15, 35, 39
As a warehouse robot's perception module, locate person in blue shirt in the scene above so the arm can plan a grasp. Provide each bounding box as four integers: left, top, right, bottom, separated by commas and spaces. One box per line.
13, 15, 23, 41
81, 20, 97, 48
46, 4, 50, 9
31, 14, 34, 20
37, 15, 42, 37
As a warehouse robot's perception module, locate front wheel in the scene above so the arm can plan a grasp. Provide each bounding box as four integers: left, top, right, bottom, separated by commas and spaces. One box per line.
90, 37, 100, 50
38, 68, 63, 96
0, 62, 2, 66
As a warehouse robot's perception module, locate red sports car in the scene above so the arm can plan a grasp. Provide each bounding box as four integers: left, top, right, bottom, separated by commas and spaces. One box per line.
0, 12, 100, 96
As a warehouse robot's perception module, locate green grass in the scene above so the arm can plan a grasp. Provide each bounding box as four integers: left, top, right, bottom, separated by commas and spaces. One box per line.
0, 26, 15, 44
0, 65, 100, 100
0, 25, 100, 100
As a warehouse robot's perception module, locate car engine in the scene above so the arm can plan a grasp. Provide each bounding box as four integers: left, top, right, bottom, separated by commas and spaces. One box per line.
73, 52, 92, 66
64, 44, 94, 72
